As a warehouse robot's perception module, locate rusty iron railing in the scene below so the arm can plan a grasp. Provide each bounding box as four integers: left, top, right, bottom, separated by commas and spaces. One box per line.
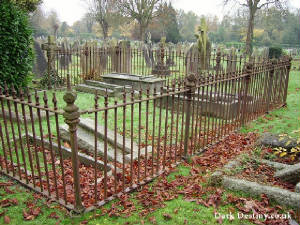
0, 56, 292, 213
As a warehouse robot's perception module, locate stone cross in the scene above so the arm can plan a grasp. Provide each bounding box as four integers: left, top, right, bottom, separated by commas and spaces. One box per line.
41, 36, 58, 89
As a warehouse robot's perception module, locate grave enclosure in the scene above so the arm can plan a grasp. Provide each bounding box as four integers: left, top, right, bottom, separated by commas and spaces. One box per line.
0, 37, 293, 213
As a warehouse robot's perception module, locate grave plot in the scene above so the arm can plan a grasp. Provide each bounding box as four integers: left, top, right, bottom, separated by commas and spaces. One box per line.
75, 80, 134, 97
101, 73, 165, 93
210, 135, 300, 209
161, 86, 254, 120
59, 118, 152, 164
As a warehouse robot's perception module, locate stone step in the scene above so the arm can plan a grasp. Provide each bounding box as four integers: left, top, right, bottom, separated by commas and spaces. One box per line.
78, 118, 152, 158
59, 124, 130, 163
26, 133, 110, 171
85, 80, 130, 91
0, 109, 53, 123
75, 84, 115, 96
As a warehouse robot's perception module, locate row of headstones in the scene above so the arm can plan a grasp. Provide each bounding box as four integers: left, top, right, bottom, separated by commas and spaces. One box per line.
32, 37, 270, 80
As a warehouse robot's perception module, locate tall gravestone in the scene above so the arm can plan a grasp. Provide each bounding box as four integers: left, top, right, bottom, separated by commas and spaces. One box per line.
41, 36, 59, 89
59, 40, 72, 69
32, 40, 47, 78
111, 40, 131, 74
152, 37, 171, 76
143, 32, 154, 67
186, 18, 212, 76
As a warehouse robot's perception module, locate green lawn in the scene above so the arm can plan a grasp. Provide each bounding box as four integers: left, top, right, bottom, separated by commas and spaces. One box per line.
240, 69, 300, 138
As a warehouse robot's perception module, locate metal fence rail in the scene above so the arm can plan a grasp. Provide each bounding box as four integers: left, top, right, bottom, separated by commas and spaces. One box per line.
0, 57, 292, 213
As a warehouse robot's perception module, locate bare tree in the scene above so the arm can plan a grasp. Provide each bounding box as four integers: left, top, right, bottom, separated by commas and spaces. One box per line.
85, 0, 116, 40
117, 0, 165, 41
224, 0, 287, 55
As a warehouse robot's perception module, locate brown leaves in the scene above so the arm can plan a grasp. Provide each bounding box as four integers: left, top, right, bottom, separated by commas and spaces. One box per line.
163, 213, 172, 220
148, 216, 157, 224
192, 133, 257, 171
0, 182, 13, 187
226, 193, 291, 225
47, 212, 60, 220
23, 201, 42, 221
0, 198, 18, 208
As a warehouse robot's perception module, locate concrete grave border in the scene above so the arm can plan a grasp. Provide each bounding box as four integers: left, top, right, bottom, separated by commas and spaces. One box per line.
211, 156, 300, 208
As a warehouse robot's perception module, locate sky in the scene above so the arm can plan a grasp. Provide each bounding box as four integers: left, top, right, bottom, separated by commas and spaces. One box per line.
41, 0, 300, 26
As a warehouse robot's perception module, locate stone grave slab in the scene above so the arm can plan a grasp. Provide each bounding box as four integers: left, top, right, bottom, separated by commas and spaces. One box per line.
0, 109, 53, 123
26, 134, 110, 171
102, 73, 165, 93
59, 119, 152, 164
75, 80, 135, 97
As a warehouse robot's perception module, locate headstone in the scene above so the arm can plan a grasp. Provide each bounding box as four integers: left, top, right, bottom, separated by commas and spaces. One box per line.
152, 38, 171, 76
59, 40, 72, 69
185, 43, 199, 75
32, 40, 47, 78
143, 44, 154, 67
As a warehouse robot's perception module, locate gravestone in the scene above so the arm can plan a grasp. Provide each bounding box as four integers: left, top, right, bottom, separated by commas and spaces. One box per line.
142, 33, 154, 68
41, 36, 59, 89
152, 38, 171, 76
59, 40, 72, 69
185, 44, 199, 75
80, 41, 97, 80
111, 41, 131, 74
32, 40, 47, 78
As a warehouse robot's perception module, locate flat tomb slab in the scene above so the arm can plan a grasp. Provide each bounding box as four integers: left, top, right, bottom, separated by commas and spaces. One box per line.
59, 122, 152, 164
25, 133, 110, 171
0, 109, 53, 123
76, 80, 137, 97
102, 73, 165, 93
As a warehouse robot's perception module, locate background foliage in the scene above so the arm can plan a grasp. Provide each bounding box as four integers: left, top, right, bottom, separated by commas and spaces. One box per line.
0, 0, 34, 89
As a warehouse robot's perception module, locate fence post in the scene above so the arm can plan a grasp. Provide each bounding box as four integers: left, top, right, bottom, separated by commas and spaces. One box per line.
265, 59, 276, 113
183, 74, 196, 160
241, 62, 252, 126
63, 75, 84, 213
282, 56, 292, 107
41, 35, 57, 90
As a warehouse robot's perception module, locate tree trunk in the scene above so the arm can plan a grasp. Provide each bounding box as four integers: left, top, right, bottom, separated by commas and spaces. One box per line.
245, 8, 256, 56
139, 23, 146, 41
102, 20, 109, 40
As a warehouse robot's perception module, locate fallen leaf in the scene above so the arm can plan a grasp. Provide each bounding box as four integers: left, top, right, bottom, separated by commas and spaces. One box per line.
148, 216, 157, 224
4, 215, 10, 224
48, 212, 59, 220
163, 213, 172, 220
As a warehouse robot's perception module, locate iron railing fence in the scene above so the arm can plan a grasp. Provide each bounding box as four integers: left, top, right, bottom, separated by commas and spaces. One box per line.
0, 57, 292, 213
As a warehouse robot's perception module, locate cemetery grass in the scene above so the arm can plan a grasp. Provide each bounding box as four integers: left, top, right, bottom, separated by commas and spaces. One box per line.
0, 167, 272, 225
240, 69, 300, 138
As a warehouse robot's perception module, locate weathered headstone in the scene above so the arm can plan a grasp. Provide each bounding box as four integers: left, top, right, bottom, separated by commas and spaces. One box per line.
59, 40, 72, 69
111, 41, 131, 74
32, 40, 47, 78
41, 36, 59, 89
152, 38, 171, 76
